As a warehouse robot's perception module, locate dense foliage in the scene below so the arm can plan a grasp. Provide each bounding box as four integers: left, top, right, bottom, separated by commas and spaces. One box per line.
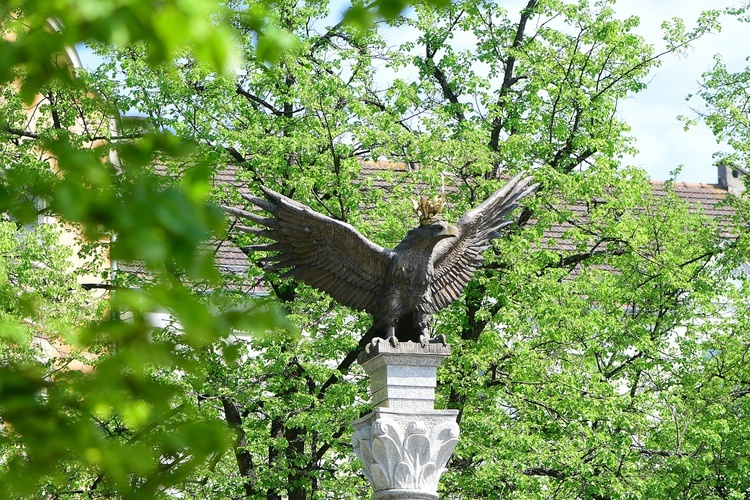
2, 0, 750, 498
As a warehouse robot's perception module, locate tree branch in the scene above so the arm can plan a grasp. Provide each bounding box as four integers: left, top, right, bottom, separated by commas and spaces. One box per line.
522, 466, 566, 479
318, 325, 377, 398
422, 10, 467, 122
489, 0, 538, 151
2, 125, 39, 139
221, 396, 258, 497
425, 58, 466, 122
235, 85, 284, 117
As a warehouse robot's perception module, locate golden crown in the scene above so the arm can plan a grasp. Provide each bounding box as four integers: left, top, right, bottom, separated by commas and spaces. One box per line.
413, 194, 445, 225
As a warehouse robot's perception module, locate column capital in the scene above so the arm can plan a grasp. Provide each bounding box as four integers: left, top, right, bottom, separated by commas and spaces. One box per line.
352, 408, 459, 499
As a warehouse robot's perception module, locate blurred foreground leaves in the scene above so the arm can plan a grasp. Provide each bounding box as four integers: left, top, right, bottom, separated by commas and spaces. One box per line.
0, 1, 292, 497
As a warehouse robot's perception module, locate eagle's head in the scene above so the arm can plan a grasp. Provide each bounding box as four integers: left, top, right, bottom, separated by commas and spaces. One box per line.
424, 221, 460, 241
397, 221, 459, 251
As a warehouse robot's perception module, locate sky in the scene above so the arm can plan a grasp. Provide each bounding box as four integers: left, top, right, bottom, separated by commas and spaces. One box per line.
428, 0, 748, 184
607, 0, 748, 184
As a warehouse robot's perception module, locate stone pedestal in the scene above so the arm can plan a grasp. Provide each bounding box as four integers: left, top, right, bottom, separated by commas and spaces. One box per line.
353, 341, 459, 500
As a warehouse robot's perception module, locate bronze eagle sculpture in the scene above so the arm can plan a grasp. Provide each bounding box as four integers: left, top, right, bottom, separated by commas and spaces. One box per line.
224, 173, 537, 347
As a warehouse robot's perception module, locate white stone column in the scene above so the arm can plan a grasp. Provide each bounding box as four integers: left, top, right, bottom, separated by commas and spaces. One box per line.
352, 342, 459, 500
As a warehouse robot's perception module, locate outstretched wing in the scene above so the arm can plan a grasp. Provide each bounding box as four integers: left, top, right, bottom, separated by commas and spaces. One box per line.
224, 187, 392, 313
427, 173, 538, 312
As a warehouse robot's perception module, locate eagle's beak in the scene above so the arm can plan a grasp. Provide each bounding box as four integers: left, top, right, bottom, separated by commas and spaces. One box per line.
439, 225, 460, 239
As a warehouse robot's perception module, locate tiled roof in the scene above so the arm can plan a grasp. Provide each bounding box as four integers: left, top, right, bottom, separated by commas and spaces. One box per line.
538, 180, 738, 281
140, 161, 741, 284
358, 159, 411, 190
651, 181, 735, 223
212, 238, 250, 273
359, 159, 410, 173
115, 163, 258, 291
543, 181, 736, 250
214, 163, 252, 198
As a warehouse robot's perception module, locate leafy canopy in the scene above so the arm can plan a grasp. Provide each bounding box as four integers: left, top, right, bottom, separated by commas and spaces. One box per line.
3, 0, 750, 499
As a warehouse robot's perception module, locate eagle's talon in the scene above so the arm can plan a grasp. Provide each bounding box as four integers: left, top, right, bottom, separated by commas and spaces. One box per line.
430, 334, 447, 346
388, 336, 399, 348
419, 334, 430, 347
365, 337, 382, 354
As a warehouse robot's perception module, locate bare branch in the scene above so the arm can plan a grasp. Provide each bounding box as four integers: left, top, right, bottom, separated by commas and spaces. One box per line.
235, 85, 284, 117
522, 466, 566, 479
489, 0, 539, 150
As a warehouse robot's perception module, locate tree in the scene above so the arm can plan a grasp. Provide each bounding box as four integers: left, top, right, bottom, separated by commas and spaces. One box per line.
4, 0, 750, 499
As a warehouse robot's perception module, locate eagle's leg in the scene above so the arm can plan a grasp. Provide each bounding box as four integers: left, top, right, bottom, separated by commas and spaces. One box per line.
415, 313, 447, 347
415, 313, 432, 347
369, 294, 401, 350
384, 324, 399, 347
365, 319, 398, 353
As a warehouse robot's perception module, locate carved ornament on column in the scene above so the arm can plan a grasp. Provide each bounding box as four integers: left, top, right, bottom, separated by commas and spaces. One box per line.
352, 414, 459, 497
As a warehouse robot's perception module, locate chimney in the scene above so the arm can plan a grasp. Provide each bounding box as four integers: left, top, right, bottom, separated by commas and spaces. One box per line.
717, 160, 748, 194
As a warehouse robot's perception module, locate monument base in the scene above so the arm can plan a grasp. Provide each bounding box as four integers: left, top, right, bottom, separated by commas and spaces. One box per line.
353, 342, 458, 499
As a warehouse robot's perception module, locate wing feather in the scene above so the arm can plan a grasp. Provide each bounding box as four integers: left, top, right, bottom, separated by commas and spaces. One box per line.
226, 187, 392, 313
427, 173, 537, 312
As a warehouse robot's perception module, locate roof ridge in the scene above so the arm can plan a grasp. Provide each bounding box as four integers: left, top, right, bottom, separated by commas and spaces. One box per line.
650, 180, 723, 190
